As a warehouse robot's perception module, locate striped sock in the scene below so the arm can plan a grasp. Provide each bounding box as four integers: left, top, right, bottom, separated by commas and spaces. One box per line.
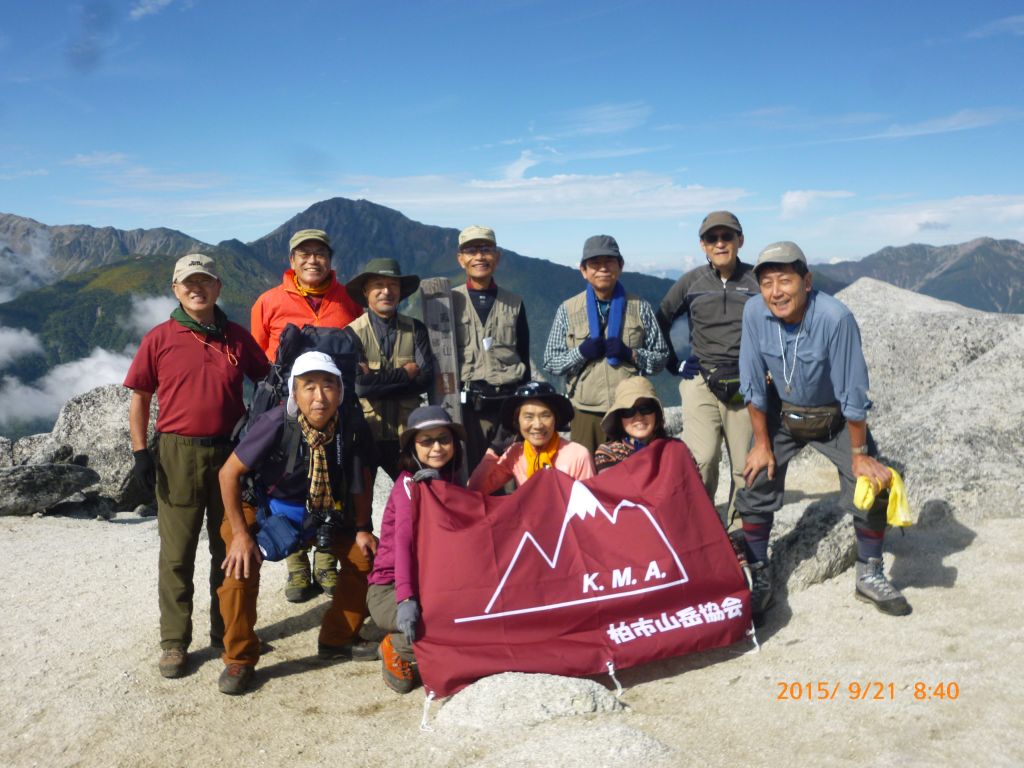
742, 517, 774, 565
854, 522, 885, 562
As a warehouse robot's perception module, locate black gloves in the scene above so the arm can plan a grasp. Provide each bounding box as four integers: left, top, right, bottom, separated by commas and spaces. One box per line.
132, 449, 156, 494
605, 337, 631, 362
679, 355, 700, 380
489, 425, 517, 454
578, 337, 605, 361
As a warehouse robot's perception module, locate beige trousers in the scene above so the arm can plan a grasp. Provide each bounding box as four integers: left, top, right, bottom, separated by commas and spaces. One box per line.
679, 375, 753, 523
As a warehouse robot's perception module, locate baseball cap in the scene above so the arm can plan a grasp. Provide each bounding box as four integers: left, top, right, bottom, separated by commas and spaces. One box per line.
288, 229, 331, 252
286, 351, 343, 417
173, 253, 219, 283
754, 241, 807, 275
698, 211, 743, 237
458, 225, 496, 247
581, 234, 623, 265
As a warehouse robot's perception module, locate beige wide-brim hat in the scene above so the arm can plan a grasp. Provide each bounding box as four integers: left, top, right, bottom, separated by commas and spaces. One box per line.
601, 376, 663, 436
345, 257, 421, 307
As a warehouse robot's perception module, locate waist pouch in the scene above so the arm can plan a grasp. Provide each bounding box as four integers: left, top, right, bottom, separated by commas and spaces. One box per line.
255, 498, 312, 561
466, 381, 517, 411
780, 401, 844, 443
700, 363, 743, 406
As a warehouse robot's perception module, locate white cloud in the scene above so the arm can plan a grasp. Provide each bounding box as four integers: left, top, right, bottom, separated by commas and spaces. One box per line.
546, 101, 653, 137
64, 151, 129, 167
126, 295, 177, 338
0, 348, 132, 427
0, 326, 44, 370
503, 151, 542, 180
0, 168, 49, 181
129, 0, 175, 21
780, 190, 855, 219
871, 109, 1018, 139
968, 15, 1024, 38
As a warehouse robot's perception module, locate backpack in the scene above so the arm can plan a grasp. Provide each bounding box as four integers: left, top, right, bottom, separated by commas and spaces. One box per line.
233, 323, 369, 508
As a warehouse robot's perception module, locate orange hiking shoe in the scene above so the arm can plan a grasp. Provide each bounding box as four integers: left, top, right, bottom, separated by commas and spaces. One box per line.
380, 634, 418, 694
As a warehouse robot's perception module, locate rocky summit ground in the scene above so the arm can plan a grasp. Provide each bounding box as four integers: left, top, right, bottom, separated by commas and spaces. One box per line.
1, 460, 1020, 768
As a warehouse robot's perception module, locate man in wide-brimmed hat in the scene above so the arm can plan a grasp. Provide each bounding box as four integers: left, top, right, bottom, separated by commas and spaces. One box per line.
344, 257, 435, 480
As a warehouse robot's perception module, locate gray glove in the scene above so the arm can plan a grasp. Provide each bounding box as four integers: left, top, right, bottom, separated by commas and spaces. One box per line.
412, 468, 440, 483
132, 449, 156, 494
396, 598, 421, 645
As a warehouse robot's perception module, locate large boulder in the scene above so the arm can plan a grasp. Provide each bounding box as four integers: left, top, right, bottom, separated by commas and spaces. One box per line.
0, 464, 101, 516
0, 437, 12, 467
12, 433, 51, 465
48, 384, 157, 509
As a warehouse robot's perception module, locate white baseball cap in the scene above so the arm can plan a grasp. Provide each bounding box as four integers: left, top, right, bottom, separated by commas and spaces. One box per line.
286, 351, 343, 417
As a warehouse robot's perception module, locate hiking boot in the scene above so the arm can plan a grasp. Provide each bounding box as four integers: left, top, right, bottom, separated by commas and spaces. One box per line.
218, 663, 254, 695
158, 647, 187, 679
855, 558, 911, 616
317, 640, 381, 662
285, 566, 315, 603
747, 561, 774, 625
380, 634, 418, 694
313, 566, 338, 598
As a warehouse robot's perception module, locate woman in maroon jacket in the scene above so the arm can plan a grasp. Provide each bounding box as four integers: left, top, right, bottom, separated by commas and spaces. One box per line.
366, 405, 466, 693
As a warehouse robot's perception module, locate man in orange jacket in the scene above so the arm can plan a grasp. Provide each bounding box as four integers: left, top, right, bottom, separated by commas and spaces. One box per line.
251, 228, 364, 601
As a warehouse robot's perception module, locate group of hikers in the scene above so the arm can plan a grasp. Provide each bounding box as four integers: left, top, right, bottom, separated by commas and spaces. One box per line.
124, 213, 909, 698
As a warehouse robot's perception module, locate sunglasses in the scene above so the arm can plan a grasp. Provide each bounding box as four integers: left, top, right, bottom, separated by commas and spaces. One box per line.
415, 434, 453, 448
620, 403, 658, 418
702, 231, 736, 244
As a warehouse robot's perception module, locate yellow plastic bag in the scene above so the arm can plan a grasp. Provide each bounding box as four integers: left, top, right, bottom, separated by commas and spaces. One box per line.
854, 468, 913, 527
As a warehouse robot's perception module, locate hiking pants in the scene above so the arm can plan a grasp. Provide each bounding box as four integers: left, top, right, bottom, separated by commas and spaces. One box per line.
733, 417, 886, 531
679, 375, 753, 524
218, 505, 372, 667
156, 433, 232, 650
366, 583, 415, 662
463, 404, 503, 475
569, 409, 607, 455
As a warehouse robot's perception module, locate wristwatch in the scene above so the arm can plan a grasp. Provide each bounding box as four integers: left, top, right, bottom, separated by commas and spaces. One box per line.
851, 445, 869, 455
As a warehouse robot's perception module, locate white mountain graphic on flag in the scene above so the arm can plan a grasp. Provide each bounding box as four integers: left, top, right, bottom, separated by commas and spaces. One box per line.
454, 480, 689, 624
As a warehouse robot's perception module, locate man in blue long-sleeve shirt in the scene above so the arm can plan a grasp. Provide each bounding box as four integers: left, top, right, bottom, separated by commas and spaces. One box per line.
736, 241, 910, 621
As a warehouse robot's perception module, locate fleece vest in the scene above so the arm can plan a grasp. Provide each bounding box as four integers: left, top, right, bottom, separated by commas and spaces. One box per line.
563, 290, 644, 412
452, 285, 525, 387
349, 313, 419, 442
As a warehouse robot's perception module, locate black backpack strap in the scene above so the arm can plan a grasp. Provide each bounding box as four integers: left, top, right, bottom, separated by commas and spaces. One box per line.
282, 413, 304, 477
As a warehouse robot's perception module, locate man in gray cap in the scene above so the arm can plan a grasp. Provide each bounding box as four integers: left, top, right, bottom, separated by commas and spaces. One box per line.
543, 235, 668, 453
736, 241, 909, 622
451, 225, 532, 471
124, 254, 269, 679
656, 211, 759, 523
344, 257, 435, 480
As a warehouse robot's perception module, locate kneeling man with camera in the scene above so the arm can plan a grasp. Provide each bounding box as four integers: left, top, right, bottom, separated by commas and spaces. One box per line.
217, 351, 378, 695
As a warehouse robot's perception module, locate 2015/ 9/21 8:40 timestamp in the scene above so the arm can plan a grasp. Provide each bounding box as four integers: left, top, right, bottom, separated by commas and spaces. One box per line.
776, 681, 961, 701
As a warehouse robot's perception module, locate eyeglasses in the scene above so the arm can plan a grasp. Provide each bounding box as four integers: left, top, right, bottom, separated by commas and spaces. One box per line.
459, 245, 497, 256
620, 403, 658, 418
702, 231, 736, 244
415, 434, 453, 448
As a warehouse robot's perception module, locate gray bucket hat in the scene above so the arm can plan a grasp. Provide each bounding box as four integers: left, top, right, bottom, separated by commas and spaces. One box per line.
699, 211, 743, 237
600, 377, 664, 437
345, 258, 421, 307
398, 405, 467, 451
499, 381, 575, 433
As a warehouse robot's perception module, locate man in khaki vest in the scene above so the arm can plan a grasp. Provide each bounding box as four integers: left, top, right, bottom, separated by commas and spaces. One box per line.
543, 235, 668, 453
451, 225, 532, 471
344, 258, 434, 479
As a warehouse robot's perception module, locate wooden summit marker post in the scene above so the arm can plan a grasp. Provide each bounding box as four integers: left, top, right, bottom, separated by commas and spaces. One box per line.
420, 277, 467, 481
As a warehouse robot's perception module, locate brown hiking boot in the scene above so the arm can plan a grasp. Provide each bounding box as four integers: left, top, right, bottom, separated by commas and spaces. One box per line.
218, 663, 254, 695
158, 647, 187, 679
285, 562, 315, 603
380, 634, 418, 694
313, 549, 339, 597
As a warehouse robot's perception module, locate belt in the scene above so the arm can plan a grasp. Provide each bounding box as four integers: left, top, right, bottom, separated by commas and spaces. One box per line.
161, 433, 234, 447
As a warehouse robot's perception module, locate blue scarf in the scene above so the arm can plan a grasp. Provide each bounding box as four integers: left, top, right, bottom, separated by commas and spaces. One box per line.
585, 282, 626, 367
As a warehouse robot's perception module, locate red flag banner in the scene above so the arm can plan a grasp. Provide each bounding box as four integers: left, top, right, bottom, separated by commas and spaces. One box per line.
411, 438, 751, 698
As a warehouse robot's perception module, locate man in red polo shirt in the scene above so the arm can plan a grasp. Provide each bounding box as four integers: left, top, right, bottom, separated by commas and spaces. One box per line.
250, 228, 364, 601
125, 254, 269, 680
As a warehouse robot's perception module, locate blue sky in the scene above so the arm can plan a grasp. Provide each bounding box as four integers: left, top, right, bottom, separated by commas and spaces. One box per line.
1, 0, 1022, 272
